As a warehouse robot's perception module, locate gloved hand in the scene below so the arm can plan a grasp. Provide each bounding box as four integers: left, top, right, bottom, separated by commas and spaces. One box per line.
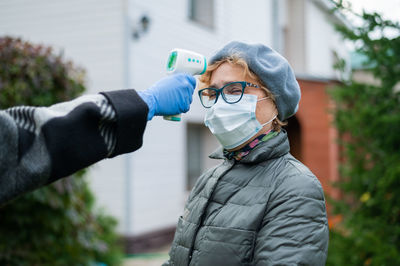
138, 73, 196, 120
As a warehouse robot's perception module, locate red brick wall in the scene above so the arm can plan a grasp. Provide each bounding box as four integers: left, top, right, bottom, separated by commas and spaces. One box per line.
292, 79, 340, 214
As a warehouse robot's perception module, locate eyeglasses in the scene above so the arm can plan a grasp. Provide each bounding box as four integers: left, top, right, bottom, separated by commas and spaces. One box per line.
198, 81, 260, 108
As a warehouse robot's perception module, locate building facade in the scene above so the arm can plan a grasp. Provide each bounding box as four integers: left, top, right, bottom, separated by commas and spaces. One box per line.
0, 0, 349, 252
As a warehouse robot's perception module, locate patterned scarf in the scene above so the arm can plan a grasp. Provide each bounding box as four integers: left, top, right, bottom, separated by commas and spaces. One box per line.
223, 129, 278, 161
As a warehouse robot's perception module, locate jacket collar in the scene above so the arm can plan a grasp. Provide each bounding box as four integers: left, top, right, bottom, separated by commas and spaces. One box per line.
209, 129, 290, 164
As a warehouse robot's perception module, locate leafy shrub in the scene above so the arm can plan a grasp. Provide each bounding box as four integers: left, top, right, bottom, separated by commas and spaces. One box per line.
327, 4, 400, 266
0, 37, 123, 265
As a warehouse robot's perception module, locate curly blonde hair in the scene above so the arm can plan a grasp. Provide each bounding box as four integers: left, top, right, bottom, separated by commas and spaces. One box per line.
199, 55, 286, 131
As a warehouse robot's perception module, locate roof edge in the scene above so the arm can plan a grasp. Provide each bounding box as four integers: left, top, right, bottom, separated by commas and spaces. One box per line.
311, 0, 353, 29
295, 72, 340, 83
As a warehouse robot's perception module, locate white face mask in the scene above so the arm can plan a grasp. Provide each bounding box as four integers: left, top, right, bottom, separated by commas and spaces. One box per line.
204, 94, 277, 150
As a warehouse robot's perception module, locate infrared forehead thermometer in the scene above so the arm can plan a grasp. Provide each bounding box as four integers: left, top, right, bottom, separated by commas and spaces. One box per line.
164, 48, 207, 121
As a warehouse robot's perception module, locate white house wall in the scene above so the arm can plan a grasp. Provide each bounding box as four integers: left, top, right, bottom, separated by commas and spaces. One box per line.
0, 0, 129, 231
305, 1, 348, 78
0, 0, 125, 92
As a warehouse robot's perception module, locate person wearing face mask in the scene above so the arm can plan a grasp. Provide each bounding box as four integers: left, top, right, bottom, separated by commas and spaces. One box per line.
163, 42, 329, 266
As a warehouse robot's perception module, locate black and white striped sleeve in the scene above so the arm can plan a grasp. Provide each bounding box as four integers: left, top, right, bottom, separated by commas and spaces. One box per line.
0, 89, 148, 204
97, 96, 118, 156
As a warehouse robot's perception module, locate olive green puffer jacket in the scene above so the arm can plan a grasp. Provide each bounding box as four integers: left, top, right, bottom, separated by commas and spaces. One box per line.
164, 130, 329, 266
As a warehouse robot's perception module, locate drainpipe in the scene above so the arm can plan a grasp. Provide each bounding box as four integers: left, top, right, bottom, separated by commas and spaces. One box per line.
272, 0, 285, 54
123, 0, 132, 235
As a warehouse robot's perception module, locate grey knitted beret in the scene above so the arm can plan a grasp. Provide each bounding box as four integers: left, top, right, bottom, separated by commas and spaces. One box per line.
209, 41, 301, 121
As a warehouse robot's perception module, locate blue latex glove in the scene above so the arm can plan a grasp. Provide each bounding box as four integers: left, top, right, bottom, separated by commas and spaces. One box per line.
138, 73, 196, 120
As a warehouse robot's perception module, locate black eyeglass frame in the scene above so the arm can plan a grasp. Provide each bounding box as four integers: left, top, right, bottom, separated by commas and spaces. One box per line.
198, 81, 260, 108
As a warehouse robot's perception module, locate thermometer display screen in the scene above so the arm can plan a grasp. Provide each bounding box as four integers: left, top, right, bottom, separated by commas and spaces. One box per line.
167, 51, 177, 71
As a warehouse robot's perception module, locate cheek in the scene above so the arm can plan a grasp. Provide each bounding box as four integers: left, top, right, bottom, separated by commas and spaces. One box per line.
255, 101, 275, 122
255, 104, 266, 122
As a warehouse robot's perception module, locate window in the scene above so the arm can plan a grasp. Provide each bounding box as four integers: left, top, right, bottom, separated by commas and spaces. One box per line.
186, 123, 219, 190
189, 0, 215, 29
187, 123, 203, 190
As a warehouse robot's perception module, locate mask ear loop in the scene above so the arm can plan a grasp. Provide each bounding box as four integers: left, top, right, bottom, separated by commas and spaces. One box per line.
257, 96, 270, 102
260, 114, 277, 127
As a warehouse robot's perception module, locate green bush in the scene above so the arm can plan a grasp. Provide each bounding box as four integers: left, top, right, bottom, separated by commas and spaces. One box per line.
327, 3, 400, 266
0, 37, 123, 265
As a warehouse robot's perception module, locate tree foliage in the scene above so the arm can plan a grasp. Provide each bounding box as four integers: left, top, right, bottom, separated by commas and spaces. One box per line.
327, 3, 400, 265
0, 37, 122, 265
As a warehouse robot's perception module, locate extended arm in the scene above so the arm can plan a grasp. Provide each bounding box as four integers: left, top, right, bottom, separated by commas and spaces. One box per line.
0, 90, 146, 205
0, 73, 196, 205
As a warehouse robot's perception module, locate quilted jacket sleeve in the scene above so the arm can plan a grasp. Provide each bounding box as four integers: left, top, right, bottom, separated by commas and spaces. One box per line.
253, 161, 329, 265
0, 89, 148, 205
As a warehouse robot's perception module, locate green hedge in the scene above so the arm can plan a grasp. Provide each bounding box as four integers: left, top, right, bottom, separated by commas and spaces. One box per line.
0, 37, 123, 265
327, 4, 400, 266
